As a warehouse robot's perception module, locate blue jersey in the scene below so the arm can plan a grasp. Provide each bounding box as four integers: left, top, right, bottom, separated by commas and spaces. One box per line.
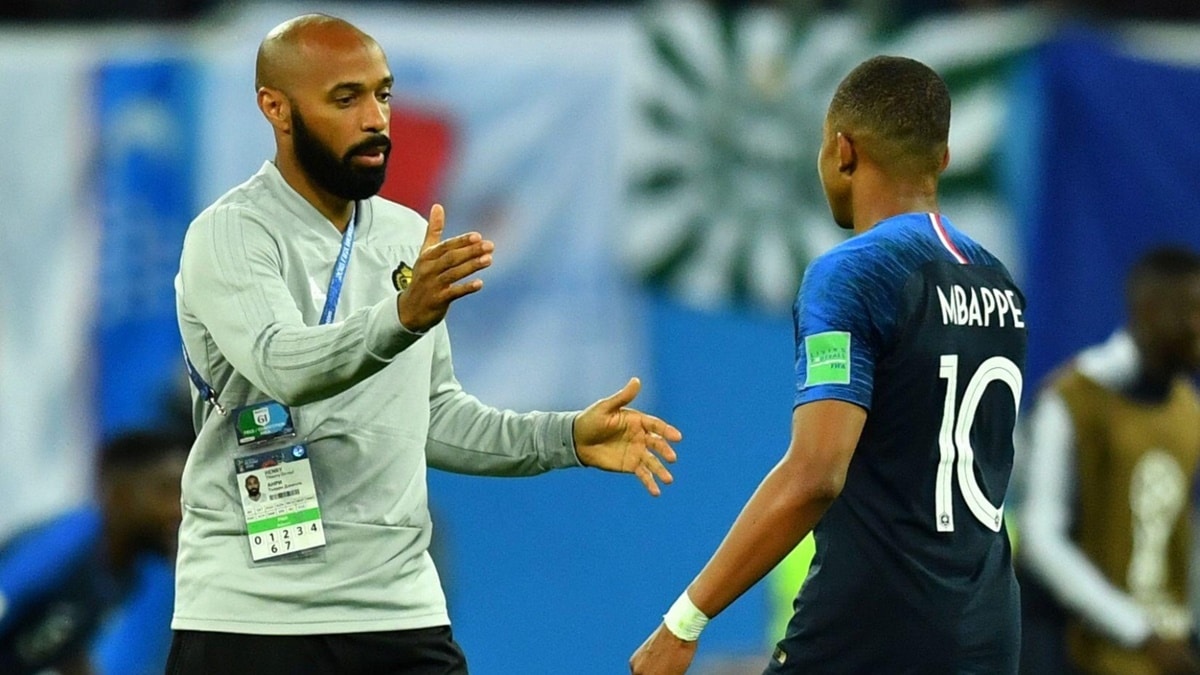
0, 508, 174, 675
772, 213, 1027, 674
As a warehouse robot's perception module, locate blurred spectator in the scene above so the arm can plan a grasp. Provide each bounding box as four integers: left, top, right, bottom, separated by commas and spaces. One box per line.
1019, 247, 1200, 675
0, 429, 189, 675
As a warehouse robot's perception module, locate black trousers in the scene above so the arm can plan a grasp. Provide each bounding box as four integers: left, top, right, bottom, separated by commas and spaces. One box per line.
166, 626, 469, 675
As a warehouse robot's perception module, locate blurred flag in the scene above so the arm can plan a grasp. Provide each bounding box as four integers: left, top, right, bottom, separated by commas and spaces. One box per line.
1020, 25, 1200, 388
0, 35, 97, 537
624, 1, 1049, 311
95, 59, 199, 435
379, 104, 456, 217
381, 45, 647, 412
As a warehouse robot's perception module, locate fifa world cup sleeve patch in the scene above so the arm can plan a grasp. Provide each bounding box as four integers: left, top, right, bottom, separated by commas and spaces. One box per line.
804, 331, 852, 386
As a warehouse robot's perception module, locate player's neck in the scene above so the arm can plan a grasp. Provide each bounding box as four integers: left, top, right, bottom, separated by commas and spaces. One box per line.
851, 171, 939, 235
1129, 359, 1175, 403
273, 154, 355, 232
1132, 342, 1184, 402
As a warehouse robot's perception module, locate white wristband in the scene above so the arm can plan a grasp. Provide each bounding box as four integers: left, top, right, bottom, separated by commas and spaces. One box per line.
663, 590, 709, 642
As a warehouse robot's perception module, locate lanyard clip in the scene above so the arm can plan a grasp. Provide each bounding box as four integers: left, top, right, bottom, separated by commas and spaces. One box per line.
183, 344, 227, 416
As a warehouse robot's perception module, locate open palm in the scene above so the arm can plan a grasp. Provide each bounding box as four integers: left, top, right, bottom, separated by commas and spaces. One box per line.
574, 378, 682, 496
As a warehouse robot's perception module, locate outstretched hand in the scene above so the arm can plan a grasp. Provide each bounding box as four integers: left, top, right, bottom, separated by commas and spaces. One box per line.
398, 204, 494, 333
574, 377, 682, 496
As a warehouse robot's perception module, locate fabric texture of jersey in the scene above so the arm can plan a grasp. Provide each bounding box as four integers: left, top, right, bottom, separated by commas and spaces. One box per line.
174, 162, 581, 635
777, 212, 1028, 673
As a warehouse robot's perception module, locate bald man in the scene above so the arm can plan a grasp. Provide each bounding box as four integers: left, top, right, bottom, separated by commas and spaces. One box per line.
169, 14, 681, 675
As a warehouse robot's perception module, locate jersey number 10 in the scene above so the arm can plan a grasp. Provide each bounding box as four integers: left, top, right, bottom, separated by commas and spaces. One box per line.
935, 354, 1023, 533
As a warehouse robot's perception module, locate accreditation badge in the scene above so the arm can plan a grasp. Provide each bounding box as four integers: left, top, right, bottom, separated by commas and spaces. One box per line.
231, 401, 326, 562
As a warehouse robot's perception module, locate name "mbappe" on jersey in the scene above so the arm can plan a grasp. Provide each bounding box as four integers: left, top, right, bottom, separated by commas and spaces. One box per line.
936, 284, 1025, 328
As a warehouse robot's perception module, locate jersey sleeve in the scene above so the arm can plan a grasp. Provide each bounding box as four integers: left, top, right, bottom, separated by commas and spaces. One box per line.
793, 249, 880, 410
424, 322, 581, 476
0, 509, 101, 636
91, 554, 175, 675
177, 206, 423, 407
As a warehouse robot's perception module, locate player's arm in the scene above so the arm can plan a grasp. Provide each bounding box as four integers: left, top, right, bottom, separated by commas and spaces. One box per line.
424, 326, 679, 495
686, 400, 863, 616
1020, 391, 1154, 642
423, 321, 581, 477
632, 246, 877, 673
629, 400, 864, 675
180, 207, 415, 406
181, 204, 486, 407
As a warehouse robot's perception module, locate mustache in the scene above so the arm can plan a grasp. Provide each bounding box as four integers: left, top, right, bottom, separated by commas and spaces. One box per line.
346, 135, 392, 159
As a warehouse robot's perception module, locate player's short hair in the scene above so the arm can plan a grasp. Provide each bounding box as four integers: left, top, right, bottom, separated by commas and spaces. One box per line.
98, 429, 190, 479
1126, 246, 1200, 298
827, 55, 950, 175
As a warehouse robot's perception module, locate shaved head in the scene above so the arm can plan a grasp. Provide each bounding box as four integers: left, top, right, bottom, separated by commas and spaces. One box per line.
255, 14, 379, 94
254, 13, 394, 210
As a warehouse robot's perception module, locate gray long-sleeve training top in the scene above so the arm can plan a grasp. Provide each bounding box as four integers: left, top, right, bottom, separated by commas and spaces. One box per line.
172, 161, 580, 635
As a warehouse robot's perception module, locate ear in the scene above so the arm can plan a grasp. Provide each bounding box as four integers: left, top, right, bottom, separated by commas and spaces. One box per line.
836, 132, 857, 175
939, 145, 950, 173
257, 87, 291, 134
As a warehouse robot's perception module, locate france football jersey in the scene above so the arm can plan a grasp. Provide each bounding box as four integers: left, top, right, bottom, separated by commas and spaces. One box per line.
0, 509, 112, 675
770, 212, 1027, 674
0, 508, 175, 675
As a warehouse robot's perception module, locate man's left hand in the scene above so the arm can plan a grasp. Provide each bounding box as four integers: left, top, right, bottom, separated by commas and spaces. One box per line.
574, 377, 681, 496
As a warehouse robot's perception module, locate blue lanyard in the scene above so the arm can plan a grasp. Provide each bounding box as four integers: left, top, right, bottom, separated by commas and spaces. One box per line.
320, 204, 357, 324
184, 203, 361, 415
183, 348, 226, 415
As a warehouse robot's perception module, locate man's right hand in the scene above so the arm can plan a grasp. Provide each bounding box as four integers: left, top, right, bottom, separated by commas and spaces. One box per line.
397, 204, 493, 333
1144, 634, 1200, 675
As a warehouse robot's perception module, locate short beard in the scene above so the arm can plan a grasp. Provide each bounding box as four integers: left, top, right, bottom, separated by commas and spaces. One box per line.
292, 106, 390, 201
